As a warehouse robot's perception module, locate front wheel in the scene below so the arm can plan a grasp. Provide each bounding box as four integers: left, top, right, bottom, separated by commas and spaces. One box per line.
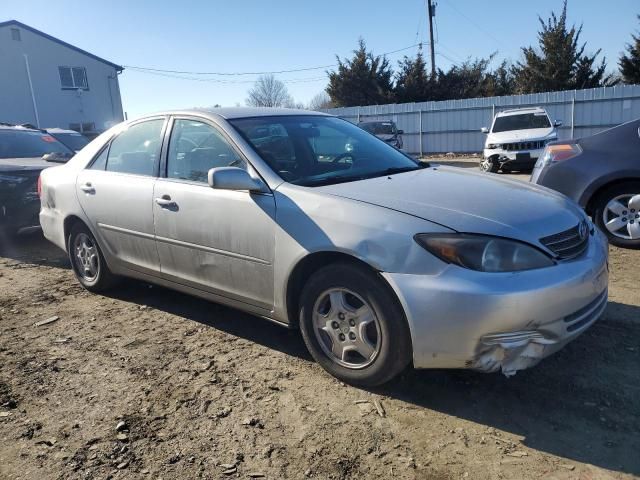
593, 182, 640, 249
480, 157, 499, 173
299, 263, 412, 387
68, 222, 118, 291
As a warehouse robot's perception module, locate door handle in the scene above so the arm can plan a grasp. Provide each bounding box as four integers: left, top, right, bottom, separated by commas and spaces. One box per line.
80, 182, 95, 194
155, 195, 177, 209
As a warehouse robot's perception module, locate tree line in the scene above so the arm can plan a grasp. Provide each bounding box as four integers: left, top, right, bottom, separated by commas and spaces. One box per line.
247, 2, 640, 109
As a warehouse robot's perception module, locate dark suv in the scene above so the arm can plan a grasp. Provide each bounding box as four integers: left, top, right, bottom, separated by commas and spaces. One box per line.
358, 121, 404, 150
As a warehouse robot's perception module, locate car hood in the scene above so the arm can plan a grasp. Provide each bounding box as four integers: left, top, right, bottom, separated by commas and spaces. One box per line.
374, 133, 397, 141
487, 127, 555, 144
316, 166, 585, 245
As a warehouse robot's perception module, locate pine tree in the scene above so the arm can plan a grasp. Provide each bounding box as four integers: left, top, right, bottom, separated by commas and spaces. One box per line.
394, 48, 433, 103
513, 0, 613, 93
326, 39, 395, 107
620, 15, 640, 84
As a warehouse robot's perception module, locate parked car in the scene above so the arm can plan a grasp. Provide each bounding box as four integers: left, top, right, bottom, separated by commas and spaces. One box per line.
46, 128, 90, 152
39, 108, 608, 386
480, 107, 561, 173
0, 125, 74, 235
531, 118, 640, 249
359, 120, 403, 149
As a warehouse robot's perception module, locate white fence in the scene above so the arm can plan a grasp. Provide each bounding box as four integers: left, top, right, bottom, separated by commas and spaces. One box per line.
323, 85, 640, 155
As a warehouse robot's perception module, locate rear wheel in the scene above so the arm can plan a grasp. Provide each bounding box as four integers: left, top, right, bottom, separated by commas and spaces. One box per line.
68, 222, 118, 291
480, 157, 499, 173
593, 182, 640, 249
299, 263, 412, 387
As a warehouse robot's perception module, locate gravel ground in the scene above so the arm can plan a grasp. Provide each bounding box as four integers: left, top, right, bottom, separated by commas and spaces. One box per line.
1, 166, 639, 480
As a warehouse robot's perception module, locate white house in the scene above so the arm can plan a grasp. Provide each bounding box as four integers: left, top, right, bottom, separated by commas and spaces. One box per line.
0, 20, 124, 134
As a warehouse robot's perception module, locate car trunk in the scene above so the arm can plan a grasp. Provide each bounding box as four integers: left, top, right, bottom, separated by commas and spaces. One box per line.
0, 158, 50, 232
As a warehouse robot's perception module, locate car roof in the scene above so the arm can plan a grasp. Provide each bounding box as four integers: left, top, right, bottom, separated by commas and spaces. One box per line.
496, 107, 548, 117
137, 107, 332, 122
45, 128, 83, 134
0, 124, 42, 133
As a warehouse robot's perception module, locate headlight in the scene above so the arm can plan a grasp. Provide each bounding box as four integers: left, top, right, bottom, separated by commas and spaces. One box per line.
486, 143, 500, 149
414, 233, 555, 272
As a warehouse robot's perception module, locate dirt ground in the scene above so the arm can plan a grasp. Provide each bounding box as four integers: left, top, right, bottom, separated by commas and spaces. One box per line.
1, 169, 639, 480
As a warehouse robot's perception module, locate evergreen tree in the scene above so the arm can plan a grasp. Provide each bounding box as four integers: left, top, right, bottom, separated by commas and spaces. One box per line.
326, 39, 395, 107
394, 48, 433, 103
620, 15, 640, 84
513, 1, 613, 93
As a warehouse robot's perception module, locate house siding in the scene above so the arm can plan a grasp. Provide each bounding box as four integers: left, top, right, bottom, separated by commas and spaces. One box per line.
0, 23, 124, 131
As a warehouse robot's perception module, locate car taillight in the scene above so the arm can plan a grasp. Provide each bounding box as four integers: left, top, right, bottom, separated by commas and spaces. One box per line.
536, 143, 582, 169
37, 174, 42, 199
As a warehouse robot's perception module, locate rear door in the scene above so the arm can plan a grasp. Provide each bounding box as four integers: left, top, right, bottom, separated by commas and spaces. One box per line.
76, 117, 166, 275
152, 117, 276, 311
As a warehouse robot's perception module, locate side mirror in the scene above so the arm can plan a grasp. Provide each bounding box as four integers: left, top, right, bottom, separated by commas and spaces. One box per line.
207, 167, 267, 192
554, 120, 563, 127
480, 127, 489, 134
397, 129, 404, 135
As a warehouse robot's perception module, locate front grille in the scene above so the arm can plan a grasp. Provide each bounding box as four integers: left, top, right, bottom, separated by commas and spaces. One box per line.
502, 140, 545, 151
539, 222, 590, 260
563, 289, 608, 332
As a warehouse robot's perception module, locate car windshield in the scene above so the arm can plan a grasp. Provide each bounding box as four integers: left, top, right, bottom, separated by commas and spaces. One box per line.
230, 116, 423, 187
492, 113, 551, 133
360, 122, 395, 135
0, 129, 74, 159
51, 132, 89, 151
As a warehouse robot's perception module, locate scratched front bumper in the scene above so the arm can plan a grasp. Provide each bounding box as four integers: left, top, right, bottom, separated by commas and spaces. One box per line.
382, 228, 609, 373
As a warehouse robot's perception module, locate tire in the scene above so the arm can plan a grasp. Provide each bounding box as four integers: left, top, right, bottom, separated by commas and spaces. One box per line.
480, 157, 500, 173
67, 222, 118, 291
299, 263, 412, 387
592, 181, 640, 249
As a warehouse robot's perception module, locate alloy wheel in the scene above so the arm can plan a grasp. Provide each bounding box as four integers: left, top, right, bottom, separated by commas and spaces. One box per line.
74, 232, 100, 281
602, 194, 640, 240
312, 288, 381, 369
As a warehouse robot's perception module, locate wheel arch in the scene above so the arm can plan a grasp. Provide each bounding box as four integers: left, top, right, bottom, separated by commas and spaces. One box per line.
584, 177, 640, 215
285, 251, 401, 328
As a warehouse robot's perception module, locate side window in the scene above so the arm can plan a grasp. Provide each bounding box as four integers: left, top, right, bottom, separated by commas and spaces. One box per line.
106, 119, 164, 176
167, 119, 246, 183
89, 146, 109, 170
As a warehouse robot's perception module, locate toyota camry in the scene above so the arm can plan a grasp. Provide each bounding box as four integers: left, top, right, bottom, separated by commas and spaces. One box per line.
39, 108, 609, 386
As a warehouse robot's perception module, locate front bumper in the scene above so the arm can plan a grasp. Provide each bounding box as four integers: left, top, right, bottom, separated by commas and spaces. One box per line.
382, 228, 609, 375
484, 147, 544, 169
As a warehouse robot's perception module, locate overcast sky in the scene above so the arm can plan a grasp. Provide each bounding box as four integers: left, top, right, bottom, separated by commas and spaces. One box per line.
3, 0, 637, 118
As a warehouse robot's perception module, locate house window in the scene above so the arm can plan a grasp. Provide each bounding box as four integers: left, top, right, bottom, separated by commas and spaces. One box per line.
11, 28, 21, 41
58, 66, 89, 90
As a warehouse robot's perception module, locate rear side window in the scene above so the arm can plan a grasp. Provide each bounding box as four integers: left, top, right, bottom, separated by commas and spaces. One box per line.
106, 119, 164, 176
89, 146, 109, 170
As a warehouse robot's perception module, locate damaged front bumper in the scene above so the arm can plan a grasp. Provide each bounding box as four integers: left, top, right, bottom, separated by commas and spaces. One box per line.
382, 228, 609, 376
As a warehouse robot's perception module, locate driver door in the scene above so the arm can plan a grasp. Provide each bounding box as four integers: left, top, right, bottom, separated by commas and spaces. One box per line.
153, 117, 276, 312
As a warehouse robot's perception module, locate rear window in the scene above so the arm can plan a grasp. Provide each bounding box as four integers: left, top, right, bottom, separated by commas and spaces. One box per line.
360, 122, 396, 135
492, 113, 551, 133
51, 132, 89, 151
0, 129, 74, 159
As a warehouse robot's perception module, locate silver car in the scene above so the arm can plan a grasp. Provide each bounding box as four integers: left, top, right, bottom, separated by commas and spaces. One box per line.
39, 108, 609, 386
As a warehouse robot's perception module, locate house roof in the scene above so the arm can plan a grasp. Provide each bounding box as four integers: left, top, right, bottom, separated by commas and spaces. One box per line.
0, 20, 123, 72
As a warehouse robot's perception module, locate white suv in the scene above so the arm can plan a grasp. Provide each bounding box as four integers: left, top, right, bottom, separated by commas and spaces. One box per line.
480, 107, 560, 173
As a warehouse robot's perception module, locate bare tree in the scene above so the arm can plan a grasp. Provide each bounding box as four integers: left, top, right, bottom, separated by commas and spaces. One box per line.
307, 92, 334, 110
246, 74, 293, 107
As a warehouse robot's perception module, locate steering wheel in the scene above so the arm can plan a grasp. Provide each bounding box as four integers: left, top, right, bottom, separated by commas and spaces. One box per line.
179, 137, 199, 150
331, 153, 354, 164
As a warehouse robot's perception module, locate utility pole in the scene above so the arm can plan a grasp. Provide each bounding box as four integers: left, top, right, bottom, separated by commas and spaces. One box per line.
427, 0, 436, 77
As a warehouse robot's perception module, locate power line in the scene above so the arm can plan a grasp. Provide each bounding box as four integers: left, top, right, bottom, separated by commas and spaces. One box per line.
442, 0, 502, 46
123, 43, 423, 77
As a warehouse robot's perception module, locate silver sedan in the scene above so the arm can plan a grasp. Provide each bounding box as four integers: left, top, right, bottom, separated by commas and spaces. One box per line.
39, 108, 609, 386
